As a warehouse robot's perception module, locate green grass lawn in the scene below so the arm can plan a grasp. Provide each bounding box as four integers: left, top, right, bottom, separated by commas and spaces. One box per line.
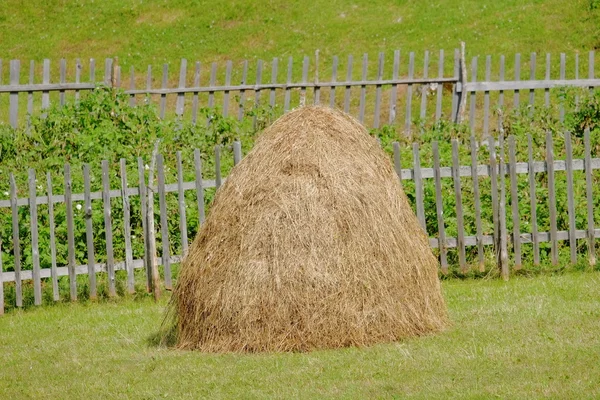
1, 0, 598, 70
1, 271, 599, 399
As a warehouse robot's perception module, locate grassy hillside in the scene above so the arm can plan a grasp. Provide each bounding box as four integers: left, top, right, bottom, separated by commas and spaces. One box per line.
1, 0, 599, 70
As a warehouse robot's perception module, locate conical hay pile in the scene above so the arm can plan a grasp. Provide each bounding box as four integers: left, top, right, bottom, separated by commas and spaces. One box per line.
164, 105, 448, 352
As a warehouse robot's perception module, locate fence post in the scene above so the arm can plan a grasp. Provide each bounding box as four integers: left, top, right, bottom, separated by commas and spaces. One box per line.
497, 132, 509, 280
146, 141, 161, 300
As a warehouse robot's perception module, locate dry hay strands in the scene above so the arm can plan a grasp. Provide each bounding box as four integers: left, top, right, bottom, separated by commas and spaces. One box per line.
161, 105, 448, 353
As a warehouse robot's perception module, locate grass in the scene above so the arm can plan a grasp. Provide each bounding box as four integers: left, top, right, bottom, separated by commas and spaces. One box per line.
0, 0, 598, 71
1, 270, 599, 399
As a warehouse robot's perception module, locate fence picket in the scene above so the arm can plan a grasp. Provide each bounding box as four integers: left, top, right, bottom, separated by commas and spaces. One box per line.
393, 142, 402, 181
374, 52, 384, 128
344, 55, 353, 113
120, 159, 134, 293
27, 60, 34, 130
498, 55, 505, 131
405, 52, 415, 134
28, 169, 42, 305
194, 149, 206, 225
590, 51, 596, 95
129, 66, 136, 107
451, 49, 459, 120
215, 145, 222, 189
330, 56, 338, 108
83, 164, 97, 299
9, 60, 20, 128
253, 60, 263, 125
156, 154, 172, 289
559, 54, 566, 121
90, 58, 96, 82
314, 51, 320, 104
301, 57, 309, 105
508, 136, 522, 269
513, 53, 521, 109
46, 173, 59, 300
527, 135, 540, 265
419, 51, 429, 123
564, 131, 577, 264
102, 160, 116, 297
176, 152, 188, 256
233, 141, 242, 166
137, 158, 151, 292
75, 58, 81, 104
192, 62, 201, 124
224, 60, 233, 116
470, 136, 484, 270
452, 140, 467, 272
584, 128, 596, 265
208, 62, 217, 112
65, 164, 77, 301
529, 52, 536, 108
0, 241, 3, 315
359, 54, 368, 123
412, 143, 426, 230
489, 135, 499, 248
59, 59, 66, 106
545, 54, 551, 107
9, 175, 22, 307
160, 64, 168, 118
269, 58, 278, 109
546, 131, 558, 265
483, 55, 491, 137
389, 50, 400, 124
176, 59, 187, 117
435, 50, 444, 122
146, 65, 152, 105
432, 142, 447, 272
284, 57, 293, 112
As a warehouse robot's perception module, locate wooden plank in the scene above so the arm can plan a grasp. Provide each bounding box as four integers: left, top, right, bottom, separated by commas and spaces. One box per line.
435, 50, 444, 122
120, 159, 134, 293
483, 55, 491, 137
508, 136, 522, 269
192, 62, 201, 124
452, 139, 467, 272
545, 54, 551, 107
559, 53, 566, 121
83, 164, 97, 299
284, 57, 292, 112
146, 144, 161, 299
529, 52, 536, 111
359, 54, 368, 123
389, 50, 400, 124
156, 154, 172, 289
42, 59, 50, 111
145, 65, 152, 105
344, 55, 353, 113
300, 56, 309, 106
194, 149, 206, 225
469, 56, 477, 133
129, 66, 136, 107
314, 50, 320, 104
584, 128, 596, 265
393, 142, 402, 181
590, 51, 596, 95
432, 142, 448, 273
160, 64, 168, 119
451, 49, 460, 121
489, 135, 499, 246
223, 60, 233, 116
575, 53, 580, 109
176, 59, 187, 117
176, 152, 188, 256
239, 60, 248, 119
513, 53, 521, 109
137, 158, 151, 292
102, 160, 116, 297
497, 133, 509, 280
374, 52, 384, 128
405, 52, 415, 135
104, 58, 112, 85
546, 131, 558, 265
46, 173, 59, 300
470, 136, 484, 270
215, 145, 222, 189
27, 60, 34, 131
527, 135, 540, 265
208, 62, 217, 114
330, 56, 338, 108
233, 141, 242, 166
269, 58, 277, 109
75, 58, 81, 104
28, 169, 42, 305
64, 164, 77, 301
564, 131, 577, 264
90, 58, 96, 82
9, 60, 20, 128
253, 60, 263, 125
412, 143, 426, 230
497, 55, 506, 131
59, 59, 66, 106
420, 51, 430, 123
10, 174, 22, 307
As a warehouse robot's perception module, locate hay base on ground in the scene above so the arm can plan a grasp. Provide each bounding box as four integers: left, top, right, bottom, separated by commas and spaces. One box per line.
162, 106, 448, 352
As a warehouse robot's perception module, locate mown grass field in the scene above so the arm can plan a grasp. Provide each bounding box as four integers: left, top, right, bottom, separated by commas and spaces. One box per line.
1, 271, 599, 399
1, 0, 598, 70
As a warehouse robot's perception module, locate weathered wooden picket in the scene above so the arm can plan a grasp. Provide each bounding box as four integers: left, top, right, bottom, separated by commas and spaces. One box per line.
1, 48, 598, 131
1, 128, 599, 311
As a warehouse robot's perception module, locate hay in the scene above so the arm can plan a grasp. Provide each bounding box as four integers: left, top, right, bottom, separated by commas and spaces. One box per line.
162, 105, 448, 352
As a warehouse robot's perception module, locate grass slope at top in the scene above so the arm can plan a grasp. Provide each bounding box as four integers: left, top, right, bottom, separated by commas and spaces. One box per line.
0, 0, 598, 71
0, 271, 599, 399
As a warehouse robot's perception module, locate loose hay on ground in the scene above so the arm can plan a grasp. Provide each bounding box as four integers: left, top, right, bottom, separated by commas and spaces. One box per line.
161, 106, 448, 352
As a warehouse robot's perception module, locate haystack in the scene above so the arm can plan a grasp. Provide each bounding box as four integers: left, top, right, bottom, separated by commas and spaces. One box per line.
162, 106, 448, 352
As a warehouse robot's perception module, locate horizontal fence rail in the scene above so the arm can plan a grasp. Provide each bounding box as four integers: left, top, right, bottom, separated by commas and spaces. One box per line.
1, 128, 599, 311
1, 48, 598, 133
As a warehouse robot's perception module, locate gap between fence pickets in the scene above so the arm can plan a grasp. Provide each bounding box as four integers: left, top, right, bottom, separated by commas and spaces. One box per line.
2, 157, 600, 209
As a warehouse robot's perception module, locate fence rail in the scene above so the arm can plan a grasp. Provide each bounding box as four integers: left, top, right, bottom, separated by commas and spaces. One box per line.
1, 128, 599, 311
1, 48, 598, 132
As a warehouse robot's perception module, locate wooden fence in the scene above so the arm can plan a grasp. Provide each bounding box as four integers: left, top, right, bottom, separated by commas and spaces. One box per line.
1, 47, 599, 132
1, 128, 599, 312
